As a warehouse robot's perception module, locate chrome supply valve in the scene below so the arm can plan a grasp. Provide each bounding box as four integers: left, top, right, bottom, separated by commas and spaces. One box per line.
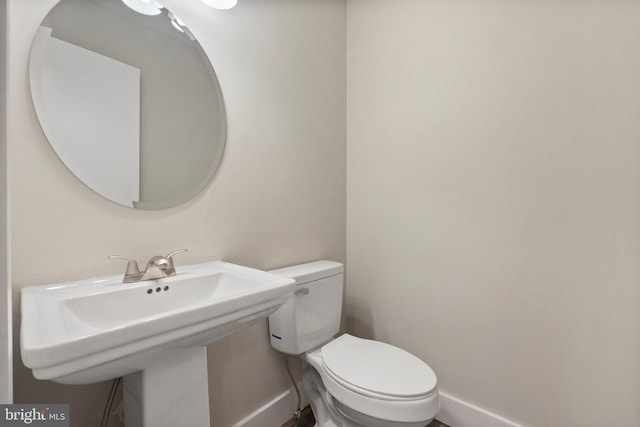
108, 249, 188, 283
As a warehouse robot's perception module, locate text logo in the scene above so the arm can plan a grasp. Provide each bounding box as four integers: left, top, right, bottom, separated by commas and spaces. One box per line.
0, 405, 69, 427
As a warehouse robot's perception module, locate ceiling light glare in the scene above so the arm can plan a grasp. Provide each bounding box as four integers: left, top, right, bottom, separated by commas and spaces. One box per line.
169, 13, 186, 33
201, 0, 238, 10
171, 20, 184, 32
121, 0, 164, 16
167, 11, 195, 40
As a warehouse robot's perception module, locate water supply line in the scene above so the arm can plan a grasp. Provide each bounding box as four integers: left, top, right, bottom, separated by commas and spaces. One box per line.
101, 377, 122, 427
283, 355, 302, 425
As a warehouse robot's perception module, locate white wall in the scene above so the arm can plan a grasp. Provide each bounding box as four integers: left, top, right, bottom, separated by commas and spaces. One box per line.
347, 1, 640, 426
9, 0, 345, 426
0, 0, 12, 405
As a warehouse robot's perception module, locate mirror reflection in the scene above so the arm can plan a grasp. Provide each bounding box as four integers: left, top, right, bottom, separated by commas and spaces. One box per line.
30, 0, 227, 209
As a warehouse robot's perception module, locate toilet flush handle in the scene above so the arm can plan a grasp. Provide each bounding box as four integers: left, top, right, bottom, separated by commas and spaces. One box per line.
294, 287, 309, 296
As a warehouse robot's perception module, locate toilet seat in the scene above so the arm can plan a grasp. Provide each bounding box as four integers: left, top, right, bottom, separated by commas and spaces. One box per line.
321, 334, 437, 400
303, 334, 439, 425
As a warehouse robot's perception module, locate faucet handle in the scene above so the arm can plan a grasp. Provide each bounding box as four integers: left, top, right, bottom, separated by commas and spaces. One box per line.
107, 255, 141, 275
165, 249, 188, 270
166, 249, 188, 258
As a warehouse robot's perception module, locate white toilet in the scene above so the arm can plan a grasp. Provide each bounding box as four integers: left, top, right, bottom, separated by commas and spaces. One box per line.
268, 260, 439, 427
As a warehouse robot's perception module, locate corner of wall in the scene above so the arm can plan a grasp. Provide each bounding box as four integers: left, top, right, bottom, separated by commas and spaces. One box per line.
0, 0, 13, 405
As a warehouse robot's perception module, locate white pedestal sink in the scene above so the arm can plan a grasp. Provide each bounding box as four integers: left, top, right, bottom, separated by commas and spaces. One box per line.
20, 261, 295, 427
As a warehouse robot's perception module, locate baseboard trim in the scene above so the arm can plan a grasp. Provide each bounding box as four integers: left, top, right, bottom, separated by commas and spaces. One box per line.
232, 383, 305, 427
231, 387, 522, 427
438, 392, 523, 427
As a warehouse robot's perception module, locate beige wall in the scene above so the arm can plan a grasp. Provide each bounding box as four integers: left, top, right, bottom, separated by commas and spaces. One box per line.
347, 1, 640, 426
0, 0, 11, 405
9, 0, 345, 426
11, 0, 640, 426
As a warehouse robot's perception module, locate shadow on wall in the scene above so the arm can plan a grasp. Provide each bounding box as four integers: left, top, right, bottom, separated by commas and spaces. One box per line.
345, 297, 375, 340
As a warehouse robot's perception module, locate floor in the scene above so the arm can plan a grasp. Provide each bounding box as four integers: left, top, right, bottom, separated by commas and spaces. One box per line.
281, 406, 450, 427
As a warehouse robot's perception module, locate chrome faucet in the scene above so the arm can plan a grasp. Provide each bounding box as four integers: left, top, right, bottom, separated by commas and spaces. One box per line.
108, 249, 188, 283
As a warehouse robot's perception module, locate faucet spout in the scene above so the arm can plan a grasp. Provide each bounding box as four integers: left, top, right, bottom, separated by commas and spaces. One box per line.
108, 249, 188, 283
141, 255, 174, 281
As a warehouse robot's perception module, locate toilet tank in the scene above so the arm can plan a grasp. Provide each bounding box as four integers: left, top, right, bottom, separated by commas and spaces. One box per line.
268, 261, 343, 355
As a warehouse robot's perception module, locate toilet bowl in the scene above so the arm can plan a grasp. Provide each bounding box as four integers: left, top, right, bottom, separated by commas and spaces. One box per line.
268, 261, 439, 427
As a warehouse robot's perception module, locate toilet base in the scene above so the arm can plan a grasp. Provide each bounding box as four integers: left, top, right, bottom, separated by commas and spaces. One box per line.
304, 364, 340, 427
302, 363, 435, 427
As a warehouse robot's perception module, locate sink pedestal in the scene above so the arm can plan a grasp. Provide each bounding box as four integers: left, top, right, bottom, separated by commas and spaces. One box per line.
123, 347, 210, 427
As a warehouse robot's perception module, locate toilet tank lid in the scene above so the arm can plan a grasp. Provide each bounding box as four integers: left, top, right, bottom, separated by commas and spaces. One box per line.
269, 260, 343, 285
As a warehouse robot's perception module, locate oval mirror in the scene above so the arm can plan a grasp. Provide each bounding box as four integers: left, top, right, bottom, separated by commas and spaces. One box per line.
29, 0, 226, 209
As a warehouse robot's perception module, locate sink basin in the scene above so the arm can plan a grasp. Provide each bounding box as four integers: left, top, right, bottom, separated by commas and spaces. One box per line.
21, 260, 295, 385
63, 270, 275, 329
